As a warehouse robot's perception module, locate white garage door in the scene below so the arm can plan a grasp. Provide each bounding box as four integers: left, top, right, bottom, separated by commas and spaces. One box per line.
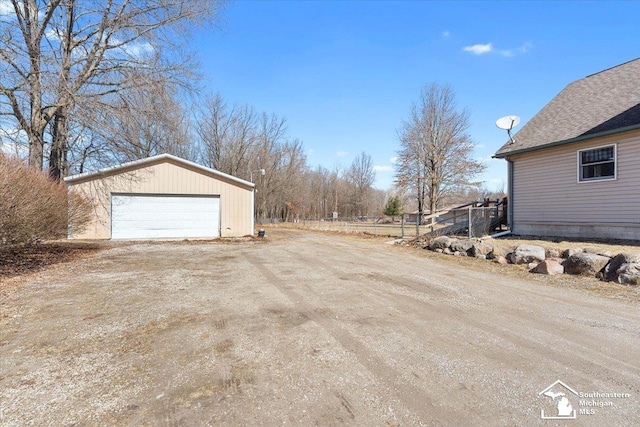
111, 194, 220, 239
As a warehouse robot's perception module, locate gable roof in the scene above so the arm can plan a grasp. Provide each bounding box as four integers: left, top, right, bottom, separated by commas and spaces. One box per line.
64, 153, 254, 188
495, 58, 640, 158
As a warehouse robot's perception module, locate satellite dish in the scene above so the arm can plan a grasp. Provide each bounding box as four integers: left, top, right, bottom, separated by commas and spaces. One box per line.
495, 115, 520, 143
496, 115, 520, 130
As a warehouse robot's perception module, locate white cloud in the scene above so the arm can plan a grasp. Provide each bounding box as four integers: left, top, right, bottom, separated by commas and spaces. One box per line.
373, 165, 394, 172
463, 43, 493, 55
498, 42, 533, 57
441, 30, 450, 39
121, 41, 154, 57
307, 148, 314, 156
389, 156, 398, 164
336, 151, 347, 157
464, 41, 532, 57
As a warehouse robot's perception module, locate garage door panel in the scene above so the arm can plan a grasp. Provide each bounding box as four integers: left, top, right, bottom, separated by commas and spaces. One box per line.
111, 194, 220, 239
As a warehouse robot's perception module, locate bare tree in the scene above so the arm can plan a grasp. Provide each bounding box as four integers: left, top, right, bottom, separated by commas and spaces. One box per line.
196, 94, 258, 177
83, 74, 192, 164
345, 152, 375, 218
396, 83, 485, 220
196, 93, 232, 171
0, 0, 223, 179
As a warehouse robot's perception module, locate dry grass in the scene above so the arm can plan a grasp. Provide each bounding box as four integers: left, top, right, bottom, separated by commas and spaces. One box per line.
0, 242, 103, 299
494, 234, 640, 255
0, 242, 103, 279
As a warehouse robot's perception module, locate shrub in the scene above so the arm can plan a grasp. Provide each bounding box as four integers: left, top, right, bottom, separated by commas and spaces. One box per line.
0, 154, 92, 246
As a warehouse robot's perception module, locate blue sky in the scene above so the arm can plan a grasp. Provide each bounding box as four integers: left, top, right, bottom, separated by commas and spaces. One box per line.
194, 0, 640, 190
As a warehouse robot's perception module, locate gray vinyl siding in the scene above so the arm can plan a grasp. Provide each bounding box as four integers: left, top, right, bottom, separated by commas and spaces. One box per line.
511, 132, 640, 234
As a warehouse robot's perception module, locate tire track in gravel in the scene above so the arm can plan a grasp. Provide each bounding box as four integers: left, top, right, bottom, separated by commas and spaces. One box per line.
242, 250, 467, 425
304, 233, 639, 322
271, 236, 640, 401
287, 235, 639, 356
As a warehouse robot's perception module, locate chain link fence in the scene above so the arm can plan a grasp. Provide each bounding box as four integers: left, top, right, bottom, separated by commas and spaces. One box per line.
257, 217, 411, 237
468, 207, 500, 238
256, 200, 506, 239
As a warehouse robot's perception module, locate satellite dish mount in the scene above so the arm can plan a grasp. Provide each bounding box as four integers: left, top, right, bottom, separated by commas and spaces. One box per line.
496, 115, 520, 144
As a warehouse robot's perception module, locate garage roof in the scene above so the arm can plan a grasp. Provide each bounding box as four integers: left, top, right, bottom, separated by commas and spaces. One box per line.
64, 153, 255, 188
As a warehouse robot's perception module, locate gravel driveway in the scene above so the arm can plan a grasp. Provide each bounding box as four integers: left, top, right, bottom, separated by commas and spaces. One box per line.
1, 230, 638, 426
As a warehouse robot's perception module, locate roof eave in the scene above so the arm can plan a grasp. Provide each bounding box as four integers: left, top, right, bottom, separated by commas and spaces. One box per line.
64, 153, 255, 188
493, 123, 640, 159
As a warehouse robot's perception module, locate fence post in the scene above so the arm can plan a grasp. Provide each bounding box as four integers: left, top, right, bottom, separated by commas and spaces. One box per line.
468, 207, 472, 238
401, 214, 405, 238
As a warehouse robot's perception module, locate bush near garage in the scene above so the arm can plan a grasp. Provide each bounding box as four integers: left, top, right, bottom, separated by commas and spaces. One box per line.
0, 154, 92, 246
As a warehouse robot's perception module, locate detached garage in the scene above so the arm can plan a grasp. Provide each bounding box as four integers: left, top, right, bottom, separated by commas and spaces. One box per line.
65, 154, 255, 239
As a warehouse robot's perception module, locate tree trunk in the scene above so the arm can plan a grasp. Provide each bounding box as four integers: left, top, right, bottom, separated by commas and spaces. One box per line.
28, 132, 45, 170
49, 110, 69, 181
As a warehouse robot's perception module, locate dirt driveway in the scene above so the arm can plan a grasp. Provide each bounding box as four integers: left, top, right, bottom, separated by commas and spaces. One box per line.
1, 230, 638, 426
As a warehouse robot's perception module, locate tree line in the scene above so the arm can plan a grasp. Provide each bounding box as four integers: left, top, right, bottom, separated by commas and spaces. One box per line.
1, 1, 491, 225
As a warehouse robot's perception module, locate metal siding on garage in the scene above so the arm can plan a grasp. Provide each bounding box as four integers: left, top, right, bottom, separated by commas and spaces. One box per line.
111, 194, 220, 239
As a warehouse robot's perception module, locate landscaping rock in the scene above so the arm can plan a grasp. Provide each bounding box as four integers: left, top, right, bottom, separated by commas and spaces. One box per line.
545, 248, 561, 259
532, 259, 564, 275
583, 247, 600, 254
510, 244, 546, 265
600, 253, 640, 281
470, 241, 493, 258
434, 248, 444, 253
527, 262, 539, 270
487, 245, 508, 260
443, 247, 454, 255
617, 263, 640, 285
493, 256, 508, 265
453, 251, 465, 257
450, 239, 475, 254
563, 252, 610, 276
430, 236, 453, 250
562, 248, 583, 258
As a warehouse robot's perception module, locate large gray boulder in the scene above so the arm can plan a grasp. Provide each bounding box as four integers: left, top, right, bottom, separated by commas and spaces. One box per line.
617, 263, 640, 285
563, 252, 610, 276
600, 253, 640, 281
450, 239, 475, 254
532, 259, 564, 275
562, 248, 583, 258
545, 248, 561, 259
470, 241, 494, 258
584, 247, 613, 257
509, 244, 546, 265
430, 236, 453, 250
487, 245, 508, 260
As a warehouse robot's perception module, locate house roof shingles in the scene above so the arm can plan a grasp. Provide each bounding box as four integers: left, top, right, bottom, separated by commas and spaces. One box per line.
495, 58, 640, 158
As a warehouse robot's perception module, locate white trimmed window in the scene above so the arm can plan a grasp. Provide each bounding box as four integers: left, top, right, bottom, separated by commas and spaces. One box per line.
578, 144, 616, 182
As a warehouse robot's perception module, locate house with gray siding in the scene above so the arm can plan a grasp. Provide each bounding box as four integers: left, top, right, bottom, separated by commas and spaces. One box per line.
494, 58, 640, 240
